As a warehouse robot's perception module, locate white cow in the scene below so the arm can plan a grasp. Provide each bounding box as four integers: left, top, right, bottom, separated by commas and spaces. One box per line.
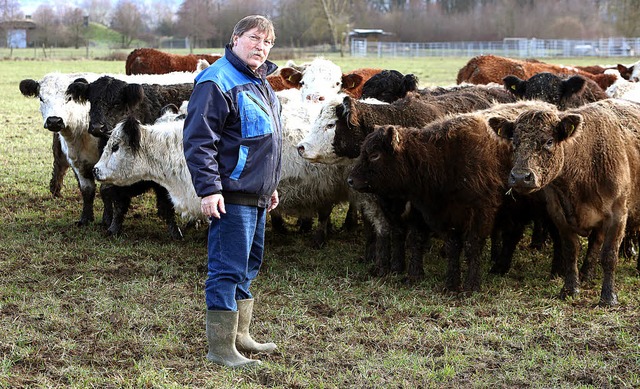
93, 89, 357, 245
20, 70, 200, 229
605, 71, 640, 103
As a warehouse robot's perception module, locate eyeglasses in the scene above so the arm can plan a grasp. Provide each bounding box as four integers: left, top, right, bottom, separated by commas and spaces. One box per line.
244, 34, 274, 48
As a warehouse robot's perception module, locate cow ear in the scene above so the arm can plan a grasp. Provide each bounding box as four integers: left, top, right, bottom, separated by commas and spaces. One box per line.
340, 96, 359, 127
617, 64, 631, 80
122, 116, 142, 155
279, 68, 303, 88
19, 79, 39, 97
563, 76, 586, 98
123, 84, 145, 109
381, 125, 402, 153
488, 117, 515, 140
503, 75, 526, 97
66, 81, 89, 103
555, 114, 582, 142
342, 74, 364, 91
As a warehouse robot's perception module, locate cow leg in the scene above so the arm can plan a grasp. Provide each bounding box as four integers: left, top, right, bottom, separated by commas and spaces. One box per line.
579, 230, 603, 283
389, 225, 406, 274
107, 189, 131, 236
50, 133, 69, 197
342, 201, 359, 231
99, 183, 114, 228
463, 234, 486, 292
491, 219, 527, 275
153, 185, 183, 240
298, 216, 314, 233
559, 232, 581, 300
599, 213, 626, 307
529, 216, 548, 251
312, 208, 333, 248
443, 234, 463, 292
269, 212, 288, 234
373, 229, 391, 276
362, 217, 377, 264
405, 222, 428, 282
547, 222, 564, 277
76, 174, 96, 226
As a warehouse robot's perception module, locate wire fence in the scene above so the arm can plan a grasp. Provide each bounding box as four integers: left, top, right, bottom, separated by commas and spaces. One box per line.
351, 37, 640, 58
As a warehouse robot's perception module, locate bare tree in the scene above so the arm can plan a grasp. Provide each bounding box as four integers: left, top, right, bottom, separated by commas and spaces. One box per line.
31, 4, 59, 47
62, 7, 87, 49
319, 0, 351, 52
81, 0, 111, 25
111, 0, 145, 48
608, 0, 640, 36
175, 0, 219, 50
0, 0, 22, 21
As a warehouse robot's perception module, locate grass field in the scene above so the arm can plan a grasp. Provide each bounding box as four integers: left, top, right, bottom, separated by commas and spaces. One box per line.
1, 56, 640, 388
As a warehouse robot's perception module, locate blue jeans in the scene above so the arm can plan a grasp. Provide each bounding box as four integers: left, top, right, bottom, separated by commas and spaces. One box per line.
205, 204, 266, 311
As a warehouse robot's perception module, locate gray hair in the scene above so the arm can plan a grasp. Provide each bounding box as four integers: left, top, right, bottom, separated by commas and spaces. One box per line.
229, 15, 275, 47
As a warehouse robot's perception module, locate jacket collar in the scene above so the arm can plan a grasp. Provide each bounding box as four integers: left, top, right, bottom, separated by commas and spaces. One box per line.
224, 44, 278, 79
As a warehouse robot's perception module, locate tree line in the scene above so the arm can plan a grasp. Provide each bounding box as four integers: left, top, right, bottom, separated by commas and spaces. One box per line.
2, 0, 639, 50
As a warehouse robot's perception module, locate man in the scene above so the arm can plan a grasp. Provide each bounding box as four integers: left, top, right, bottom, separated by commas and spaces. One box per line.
183, 15, 282, 368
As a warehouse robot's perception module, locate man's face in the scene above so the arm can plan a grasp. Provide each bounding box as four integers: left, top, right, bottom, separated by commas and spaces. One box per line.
231, 27, 273, 71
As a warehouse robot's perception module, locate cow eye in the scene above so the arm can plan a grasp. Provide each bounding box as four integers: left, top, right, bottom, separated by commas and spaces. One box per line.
325, 123, 335, 131
369, 152, 381, 162
300, 81, 305, 86
544, 138, 554, 150
111, 143, 119, 152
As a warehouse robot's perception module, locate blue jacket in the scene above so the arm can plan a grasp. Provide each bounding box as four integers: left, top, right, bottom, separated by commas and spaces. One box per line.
183, 45, 282, 208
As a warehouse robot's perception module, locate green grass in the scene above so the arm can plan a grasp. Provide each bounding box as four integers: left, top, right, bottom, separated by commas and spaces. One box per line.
1, 57, 640, 388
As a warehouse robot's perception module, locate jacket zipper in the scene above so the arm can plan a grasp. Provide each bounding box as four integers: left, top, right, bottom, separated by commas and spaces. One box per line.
245, 93, 269, 116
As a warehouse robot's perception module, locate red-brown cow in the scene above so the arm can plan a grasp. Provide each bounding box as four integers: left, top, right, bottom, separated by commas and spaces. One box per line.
125, 48, 222, 75
457, 54, 617, 90
489, 99, 640, 306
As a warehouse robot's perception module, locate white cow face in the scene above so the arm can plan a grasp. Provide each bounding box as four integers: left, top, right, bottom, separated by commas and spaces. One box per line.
93, 118, 148, 186
28, 72, 94, 132
299, 58, 344, 103
296, 94, 349, 165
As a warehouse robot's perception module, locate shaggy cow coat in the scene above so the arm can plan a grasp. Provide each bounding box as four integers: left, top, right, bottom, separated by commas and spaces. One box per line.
489, 99, 640, 306
347, 101, 549, 291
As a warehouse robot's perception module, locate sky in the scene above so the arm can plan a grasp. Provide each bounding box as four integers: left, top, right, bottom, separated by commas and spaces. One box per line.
19, 0, 181, 16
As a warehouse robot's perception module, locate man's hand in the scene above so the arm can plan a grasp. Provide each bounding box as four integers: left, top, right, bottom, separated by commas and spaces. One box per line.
267, 190, 279, 212
201, 193, 226, 218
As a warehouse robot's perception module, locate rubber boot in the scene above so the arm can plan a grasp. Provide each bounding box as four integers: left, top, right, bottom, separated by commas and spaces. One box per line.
206, 310, 261, 368
236, 299, 277, 354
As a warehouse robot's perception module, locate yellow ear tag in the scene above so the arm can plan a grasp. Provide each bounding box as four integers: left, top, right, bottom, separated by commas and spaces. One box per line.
395, 132, 400, 145
511, 85, 516, 90
498, 128, 502, 136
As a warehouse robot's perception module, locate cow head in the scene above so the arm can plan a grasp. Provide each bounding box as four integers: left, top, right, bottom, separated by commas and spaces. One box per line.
296, 94, 350, 164
503, 73, 587, 110
21, 73, 92, 133
489, 109, 583, 193
93, 116, 145, 185
347, 125, 404, 194
298, 58, 344, 102
67, 75, 146, 139
361, 69, 419, 103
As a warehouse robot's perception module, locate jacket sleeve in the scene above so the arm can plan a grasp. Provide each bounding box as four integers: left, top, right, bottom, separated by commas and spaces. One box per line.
183, 80, 230, 198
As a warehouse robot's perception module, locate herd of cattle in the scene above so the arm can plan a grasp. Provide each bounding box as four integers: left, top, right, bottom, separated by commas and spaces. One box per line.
19, 48, 640, 306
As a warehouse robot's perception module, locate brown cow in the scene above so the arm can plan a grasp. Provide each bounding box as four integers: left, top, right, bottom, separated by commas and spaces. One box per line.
457, 54, 617, 91
346, 101, 551, 291
489, 99, 640, 306
125, 48, 222, 75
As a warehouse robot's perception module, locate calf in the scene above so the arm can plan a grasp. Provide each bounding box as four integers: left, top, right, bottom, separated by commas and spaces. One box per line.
21, 72, 196, 237
66, 75, 193, 139
489, 99, 640, 306
346, 101, 548, 291
503, 72, 607, 110
297, 88, 518, 278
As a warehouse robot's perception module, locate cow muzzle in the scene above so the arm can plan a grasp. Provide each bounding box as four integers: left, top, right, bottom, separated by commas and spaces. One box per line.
508, 168, 539, 191
44, 116, 65, 132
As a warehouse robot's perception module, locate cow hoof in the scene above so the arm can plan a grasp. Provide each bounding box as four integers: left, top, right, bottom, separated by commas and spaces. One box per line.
76, 218, 93, 227
489, 265, 508, 275
559, 287, 579, 300
598, 294, 618, 307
